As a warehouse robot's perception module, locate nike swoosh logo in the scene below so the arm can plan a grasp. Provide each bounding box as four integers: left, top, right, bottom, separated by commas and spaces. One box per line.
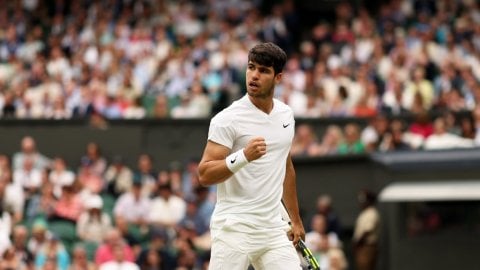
230, 156, 237, 163
283, 123, 290, 128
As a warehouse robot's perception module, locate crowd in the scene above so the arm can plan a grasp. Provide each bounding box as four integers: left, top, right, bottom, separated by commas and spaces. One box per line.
290, 107, 480, 157
1, 135, 216, 269
0, 0, 479, 121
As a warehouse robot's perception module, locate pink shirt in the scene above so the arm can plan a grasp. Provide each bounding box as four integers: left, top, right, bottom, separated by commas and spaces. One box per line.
95, 244, 135, 265
54, 195, 83, 221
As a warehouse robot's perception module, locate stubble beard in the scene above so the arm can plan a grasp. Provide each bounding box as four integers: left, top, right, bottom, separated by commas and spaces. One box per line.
247, 84, 274, 100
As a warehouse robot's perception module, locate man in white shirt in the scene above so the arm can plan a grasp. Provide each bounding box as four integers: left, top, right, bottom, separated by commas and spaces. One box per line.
198, 42, 304, 270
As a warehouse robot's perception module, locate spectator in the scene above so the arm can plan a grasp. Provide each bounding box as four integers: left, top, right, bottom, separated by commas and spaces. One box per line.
35, 234, 70, 270
25, 182, 56, 224
51, 185, 83, 223
0, 202, 12, 256
309, 194, 342, 236
49, 157, 76, 198
98, 245, 140, 270
328, 247, 348, 270
136, 228, 177, 270
80, 142, 107, 177
12, 136, 51, 171
12, 225, 35, 269
69, 244, 96, 270
0, 175, 25, 223
76, 195, 112, 243
113, 175, 151, 226
408, 110, 434, 139
305, 214, 341, 251
13, 156, 43, 197
353, 190, 380, 270
77, 142, 107, 195
148, 183, 187, 231
317, 125, 343, 156
1, 247, 24, 270
290, 124, 322, 157
28, 219, 50, 257
338, 123, 365, 154
95, 228, 135, 266
361, 115, 390, 152
133, 154, 157, 198
423, 116, 475, 150
104, 155, 134, 198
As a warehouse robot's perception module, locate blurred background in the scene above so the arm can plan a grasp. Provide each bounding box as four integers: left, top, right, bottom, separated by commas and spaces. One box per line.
1, 0, 480, 269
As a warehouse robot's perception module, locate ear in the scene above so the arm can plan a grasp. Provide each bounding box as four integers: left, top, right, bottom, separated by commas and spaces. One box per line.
275, 72, 283, 84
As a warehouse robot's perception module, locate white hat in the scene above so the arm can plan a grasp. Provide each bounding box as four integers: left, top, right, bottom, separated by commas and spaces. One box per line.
85, 195, 103, 209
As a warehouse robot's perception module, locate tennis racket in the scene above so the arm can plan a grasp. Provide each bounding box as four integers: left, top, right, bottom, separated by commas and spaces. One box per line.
280, 201, 321, 270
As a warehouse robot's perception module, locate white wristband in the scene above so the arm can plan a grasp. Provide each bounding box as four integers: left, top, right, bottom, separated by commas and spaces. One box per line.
225, 148, 249, 173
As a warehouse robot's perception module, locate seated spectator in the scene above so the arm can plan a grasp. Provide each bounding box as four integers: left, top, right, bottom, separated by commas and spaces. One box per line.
51, 185, 83, 223
77, 142, 107, 195
12, 136, 51, 171
308, 194, 342, 235
99, 245, 140, 270
361, 115, 389, 152
114, 216, 143, 257
35, 234, 70, 270
0, 202, 12, 256
113, 176, 151, 226
0, 176, 25, 223
423, 116, 475, 150
136, 227, 177, 270
13, 156, 43, 197
193, 186, 215, 232
305, 214, 341, 251
290, 124, 322, 157
49, 156, 76, 198
328, 247, 348, 270
317, 125, 344, 156
104, 155, 133, 197
378, 119, 414, 151
28, 219, 50, 257
11, 225, 35, 268
95, 228, 135, 265
408, 111, 434, 139
25, 181, 56, 224
1, 247, 24, 270
148, 183, 187, 231
77, 195, 112, 243
133, 154, 157, 198
338, 123, 365, 154
69, 244, 96, 270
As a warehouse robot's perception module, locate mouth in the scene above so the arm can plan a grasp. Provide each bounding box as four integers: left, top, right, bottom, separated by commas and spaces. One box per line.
248, 81, 260, 90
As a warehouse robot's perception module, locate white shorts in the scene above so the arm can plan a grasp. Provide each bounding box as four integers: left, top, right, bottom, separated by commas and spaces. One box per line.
209, 219, 301, 270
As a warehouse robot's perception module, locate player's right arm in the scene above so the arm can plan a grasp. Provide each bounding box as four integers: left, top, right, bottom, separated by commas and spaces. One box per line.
198, 140, 233, 186
198, 137, 266, 186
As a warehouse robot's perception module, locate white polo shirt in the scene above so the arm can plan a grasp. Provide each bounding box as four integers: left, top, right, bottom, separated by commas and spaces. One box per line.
208, 95, 295, 231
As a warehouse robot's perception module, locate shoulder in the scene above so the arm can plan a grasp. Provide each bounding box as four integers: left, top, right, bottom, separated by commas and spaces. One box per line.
210, 97, 247, 126
273, 98, 294, 118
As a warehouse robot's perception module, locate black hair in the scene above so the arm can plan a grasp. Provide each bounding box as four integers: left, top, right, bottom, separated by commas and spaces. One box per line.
248, 42, 287, 75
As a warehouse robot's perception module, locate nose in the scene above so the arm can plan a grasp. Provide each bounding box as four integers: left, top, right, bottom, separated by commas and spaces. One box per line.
251, 69, 260, 80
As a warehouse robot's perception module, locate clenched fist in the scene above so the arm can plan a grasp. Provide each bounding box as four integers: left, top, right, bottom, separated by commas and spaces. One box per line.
243, 137, 267, 162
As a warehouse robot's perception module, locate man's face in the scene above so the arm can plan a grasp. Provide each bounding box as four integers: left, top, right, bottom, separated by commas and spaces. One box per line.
246, 61, 281, 99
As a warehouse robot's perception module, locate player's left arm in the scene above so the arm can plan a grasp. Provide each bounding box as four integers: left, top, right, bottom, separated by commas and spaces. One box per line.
282, 153, 305, 246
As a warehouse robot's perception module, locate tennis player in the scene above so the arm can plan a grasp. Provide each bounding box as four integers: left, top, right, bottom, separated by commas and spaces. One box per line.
198, 42, 305, 270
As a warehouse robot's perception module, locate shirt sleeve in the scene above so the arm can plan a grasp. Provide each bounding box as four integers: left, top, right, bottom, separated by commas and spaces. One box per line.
207, 114, 235, 149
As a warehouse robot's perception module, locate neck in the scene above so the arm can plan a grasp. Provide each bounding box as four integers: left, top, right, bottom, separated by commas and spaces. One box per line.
248, 95, 274, 114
